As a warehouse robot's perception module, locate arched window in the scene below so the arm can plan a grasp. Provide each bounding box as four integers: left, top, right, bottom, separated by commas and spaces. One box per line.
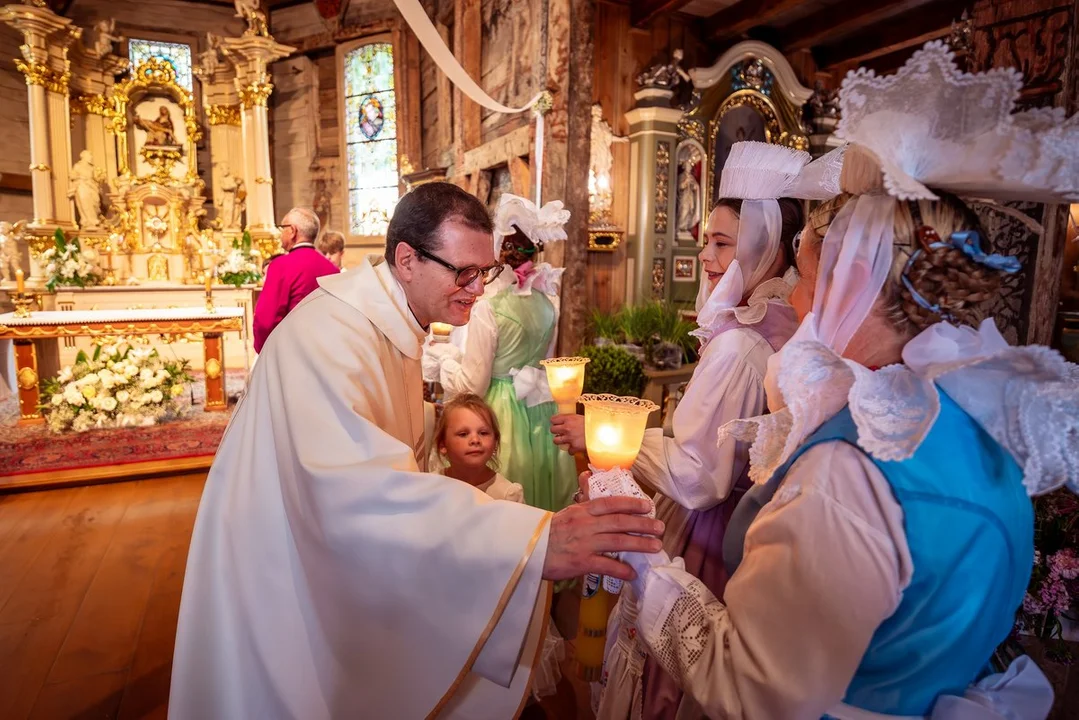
341, 40, 399, 238
128, 38, 194, 92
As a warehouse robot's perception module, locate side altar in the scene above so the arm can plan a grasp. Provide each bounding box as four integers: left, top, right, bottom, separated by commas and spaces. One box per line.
0, 0, 293, 382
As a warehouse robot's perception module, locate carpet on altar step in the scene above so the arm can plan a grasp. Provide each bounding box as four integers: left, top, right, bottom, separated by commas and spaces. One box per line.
0, 370, 246, 491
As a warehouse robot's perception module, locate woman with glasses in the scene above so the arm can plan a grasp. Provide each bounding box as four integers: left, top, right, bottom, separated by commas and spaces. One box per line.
432, 194, 577, 512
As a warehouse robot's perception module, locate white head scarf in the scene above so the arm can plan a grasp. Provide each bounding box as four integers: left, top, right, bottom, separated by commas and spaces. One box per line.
491, 194, 569, 257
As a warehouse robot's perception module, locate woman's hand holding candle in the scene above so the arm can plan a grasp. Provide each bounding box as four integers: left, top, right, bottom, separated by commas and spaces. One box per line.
550, 413, 586, 454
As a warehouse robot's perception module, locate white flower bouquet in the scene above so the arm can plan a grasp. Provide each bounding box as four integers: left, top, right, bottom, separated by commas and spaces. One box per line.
216, 232, 262, 287
40, 342, 193, 433
42, 229, 103, 291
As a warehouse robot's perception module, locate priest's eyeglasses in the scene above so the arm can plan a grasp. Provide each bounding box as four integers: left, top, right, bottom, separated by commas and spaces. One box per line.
414, 246, 504, 287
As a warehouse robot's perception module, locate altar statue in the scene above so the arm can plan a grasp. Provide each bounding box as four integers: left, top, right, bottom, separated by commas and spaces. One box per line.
589, 104, 627, 223
217, 169, 246, 230
636, 48, 690, 90
676, 159, 700, 235
135, 106, 178, 147
0, 220, 25, 283
70, 150, 105, 231
234, 0, 269, 37
90, 18, 122, 57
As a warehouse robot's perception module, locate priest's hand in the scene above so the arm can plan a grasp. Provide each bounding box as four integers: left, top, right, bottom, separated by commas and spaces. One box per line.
549, 413, 586, 454
542, 497, 664, 582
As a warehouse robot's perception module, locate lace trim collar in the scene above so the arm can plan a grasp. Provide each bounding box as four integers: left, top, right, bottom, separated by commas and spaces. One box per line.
489, 262, 564, 298
720, 318, 1079, 497
691, 275, 794, 346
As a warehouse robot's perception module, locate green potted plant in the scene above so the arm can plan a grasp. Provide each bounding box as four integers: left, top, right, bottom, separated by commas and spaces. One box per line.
578, 343, 645, 397
590, 308, 623, 347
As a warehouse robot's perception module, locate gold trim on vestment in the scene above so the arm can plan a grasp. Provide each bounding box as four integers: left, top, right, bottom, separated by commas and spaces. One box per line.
425, 511, 553, 719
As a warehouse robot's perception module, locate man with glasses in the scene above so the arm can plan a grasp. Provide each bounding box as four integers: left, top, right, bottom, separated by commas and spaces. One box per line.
251, 206, 339, 353
172, 182, 663, 720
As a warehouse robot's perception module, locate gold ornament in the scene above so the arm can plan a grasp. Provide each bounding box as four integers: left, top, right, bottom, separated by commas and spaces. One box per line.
238, 81, 273, 108
16, 365, 38, 390
205, 103, 242, 126
204, 357, 222, 380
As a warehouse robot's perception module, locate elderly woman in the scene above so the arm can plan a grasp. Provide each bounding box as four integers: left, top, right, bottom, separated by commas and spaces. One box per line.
606, 42, 1078, 719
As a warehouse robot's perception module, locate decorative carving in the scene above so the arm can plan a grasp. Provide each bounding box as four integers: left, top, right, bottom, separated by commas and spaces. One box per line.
89, 18, 122, 57
69, 150, 106, 230
70, 93, 112, 117
676, 142, 703, 241
25, 231, 51, 260
28, 163, 49, 172
238, 80, 274, 108
14, 59, 69, 94
216, 168, 246, 231
651, 257, 666, 299
0, 220, 26, 282
205, 357, 222, 380
589, 104, 628, 226
654, 141, 670, 234
678, 117, 704, 143
147, 242, 170, 281
234, 0, 270, 37
732, 59, 773, 95
637, 48, 689, 91
139, 146, 184, 183
972, 8, 1070, 103
16, 365, 37, 390
205, 103, 242, 126
195, 32, 224, 79
588, 229, 623, 252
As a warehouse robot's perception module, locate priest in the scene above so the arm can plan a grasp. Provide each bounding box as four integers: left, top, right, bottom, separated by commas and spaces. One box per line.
170, 182, 663, 719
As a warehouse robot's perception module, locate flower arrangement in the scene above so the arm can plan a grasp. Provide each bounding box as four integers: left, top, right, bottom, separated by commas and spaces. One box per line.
40, 342, 193, 434
216, 231, 262, 287
42, 228, 103, 291
1016, 490, 1079, 663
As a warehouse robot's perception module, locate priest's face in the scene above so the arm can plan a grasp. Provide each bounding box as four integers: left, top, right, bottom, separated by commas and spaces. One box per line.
396, 219, 497, 327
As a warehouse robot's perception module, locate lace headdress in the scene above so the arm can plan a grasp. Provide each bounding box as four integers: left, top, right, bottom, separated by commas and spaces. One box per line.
723, 41, 1079, 497
492, 193, 570, 256
693, 142, 810, 341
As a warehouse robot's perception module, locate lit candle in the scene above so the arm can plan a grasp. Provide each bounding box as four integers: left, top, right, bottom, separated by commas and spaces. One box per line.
539, 357, 590, 414
15, 268, 24, 294
205, 272, 212, 294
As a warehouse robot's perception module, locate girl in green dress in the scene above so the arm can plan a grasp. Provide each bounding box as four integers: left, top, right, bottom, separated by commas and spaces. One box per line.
435, 194, 578, 512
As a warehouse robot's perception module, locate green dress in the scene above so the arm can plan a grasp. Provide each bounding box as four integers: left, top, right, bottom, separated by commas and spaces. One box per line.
484, 288, 577, 512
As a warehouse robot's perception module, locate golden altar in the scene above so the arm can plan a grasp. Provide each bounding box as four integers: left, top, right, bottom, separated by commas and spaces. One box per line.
0, 306, 244, 425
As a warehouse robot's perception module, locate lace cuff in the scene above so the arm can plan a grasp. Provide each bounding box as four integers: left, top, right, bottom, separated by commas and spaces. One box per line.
637, 564, 725, 689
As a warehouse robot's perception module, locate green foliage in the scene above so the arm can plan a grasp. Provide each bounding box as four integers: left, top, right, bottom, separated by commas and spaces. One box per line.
654, 301, 698, 363
579, 344, 645, 397
590, 308, 623, 343
619, 303, 660, 346
53, 227, 67, 252
242, 229, 253, 252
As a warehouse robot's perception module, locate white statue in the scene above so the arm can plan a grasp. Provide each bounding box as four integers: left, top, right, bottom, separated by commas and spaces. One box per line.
676, 159, 700, 235
90, 18, 122, 57
217, 169, 246, 230
70, 150, 105, 231
589, 104, 627, 186
0, 220, 25, 283
195, 33, 223, 80
234, 0, 269, 37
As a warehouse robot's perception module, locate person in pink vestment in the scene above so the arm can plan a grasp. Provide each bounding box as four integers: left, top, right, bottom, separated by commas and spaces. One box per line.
253, 207, 340, 353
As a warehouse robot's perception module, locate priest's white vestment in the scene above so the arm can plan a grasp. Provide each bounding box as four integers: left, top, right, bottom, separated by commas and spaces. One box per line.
170, 256, 553, 720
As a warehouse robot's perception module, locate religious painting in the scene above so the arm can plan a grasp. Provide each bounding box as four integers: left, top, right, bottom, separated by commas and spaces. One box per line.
343, 41, 399, 237
673, 256, 696, 282
712, 105, 766, 206
675, 141, 703, 243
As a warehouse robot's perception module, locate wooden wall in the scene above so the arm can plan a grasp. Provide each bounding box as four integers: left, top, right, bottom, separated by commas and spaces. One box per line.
587, 1, 708, 315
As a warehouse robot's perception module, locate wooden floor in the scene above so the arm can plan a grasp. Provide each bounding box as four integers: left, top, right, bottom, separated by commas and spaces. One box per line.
0, 474, 592, 720
0, 474, 205, 720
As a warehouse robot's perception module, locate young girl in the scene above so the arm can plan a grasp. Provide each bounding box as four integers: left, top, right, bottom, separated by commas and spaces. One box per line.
434, 393, 524, 503
434, 394, 565, 701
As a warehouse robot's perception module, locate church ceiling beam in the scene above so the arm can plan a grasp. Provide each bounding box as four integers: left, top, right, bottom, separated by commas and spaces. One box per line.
630, 0, 697, 28
812, 0, 970, 69
777, 0, 935, 52
705, 0, 809, 41
286, 18, 396, 54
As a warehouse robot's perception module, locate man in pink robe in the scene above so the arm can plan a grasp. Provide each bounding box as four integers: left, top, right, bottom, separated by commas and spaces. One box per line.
253, 206, 339, 352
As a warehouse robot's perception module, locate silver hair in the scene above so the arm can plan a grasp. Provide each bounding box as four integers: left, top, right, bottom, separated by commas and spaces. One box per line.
286, 206, 320, 243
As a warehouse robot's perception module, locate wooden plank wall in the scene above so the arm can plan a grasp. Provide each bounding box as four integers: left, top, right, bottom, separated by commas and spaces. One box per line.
587, 2, 708, 316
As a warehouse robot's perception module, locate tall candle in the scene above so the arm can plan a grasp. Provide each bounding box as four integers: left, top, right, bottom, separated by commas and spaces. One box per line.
205, 272, 212, 294
15, 268, 24, 294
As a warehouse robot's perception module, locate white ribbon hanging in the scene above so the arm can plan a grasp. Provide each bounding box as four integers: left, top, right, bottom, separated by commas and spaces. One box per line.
392, 0, 551, 205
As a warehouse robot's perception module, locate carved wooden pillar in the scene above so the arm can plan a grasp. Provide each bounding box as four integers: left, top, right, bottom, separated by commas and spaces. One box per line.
971, 0, 1079, 345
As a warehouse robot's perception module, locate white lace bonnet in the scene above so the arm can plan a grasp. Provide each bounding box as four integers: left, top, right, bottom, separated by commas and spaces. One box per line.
695, 142, 810, 318
724, 41, 1079, 497
492, 194, 570, 257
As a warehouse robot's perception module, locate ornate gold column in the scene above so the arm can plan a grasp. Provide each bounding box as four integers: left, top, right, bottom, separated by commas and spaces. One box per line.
220, 34, 294, 254
1, 2, 78, 284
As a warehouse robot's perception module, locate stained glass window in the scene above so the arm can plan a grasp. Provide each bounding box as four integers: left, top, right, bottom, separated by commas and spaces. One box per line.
129, 39, 194, 92
344, 42, 398, 236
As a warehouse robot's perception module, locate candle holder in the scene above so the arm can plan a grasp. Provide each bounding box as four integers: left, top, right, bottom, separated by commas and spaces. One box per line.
430, 321, 453, 343
8, 290, 37, 318
204, 272, 216, 314
539, 356, 590, 415
574, 393, 658, 682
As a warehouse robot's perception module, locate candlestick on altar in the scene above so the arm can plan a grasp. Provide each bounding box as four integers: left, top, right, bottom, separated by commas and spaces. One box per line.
102, 241, 117, 286
539, 356, 590, 415
574, 393, 659, 682
15, 268, 24, 294
205, 270, 216, 313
